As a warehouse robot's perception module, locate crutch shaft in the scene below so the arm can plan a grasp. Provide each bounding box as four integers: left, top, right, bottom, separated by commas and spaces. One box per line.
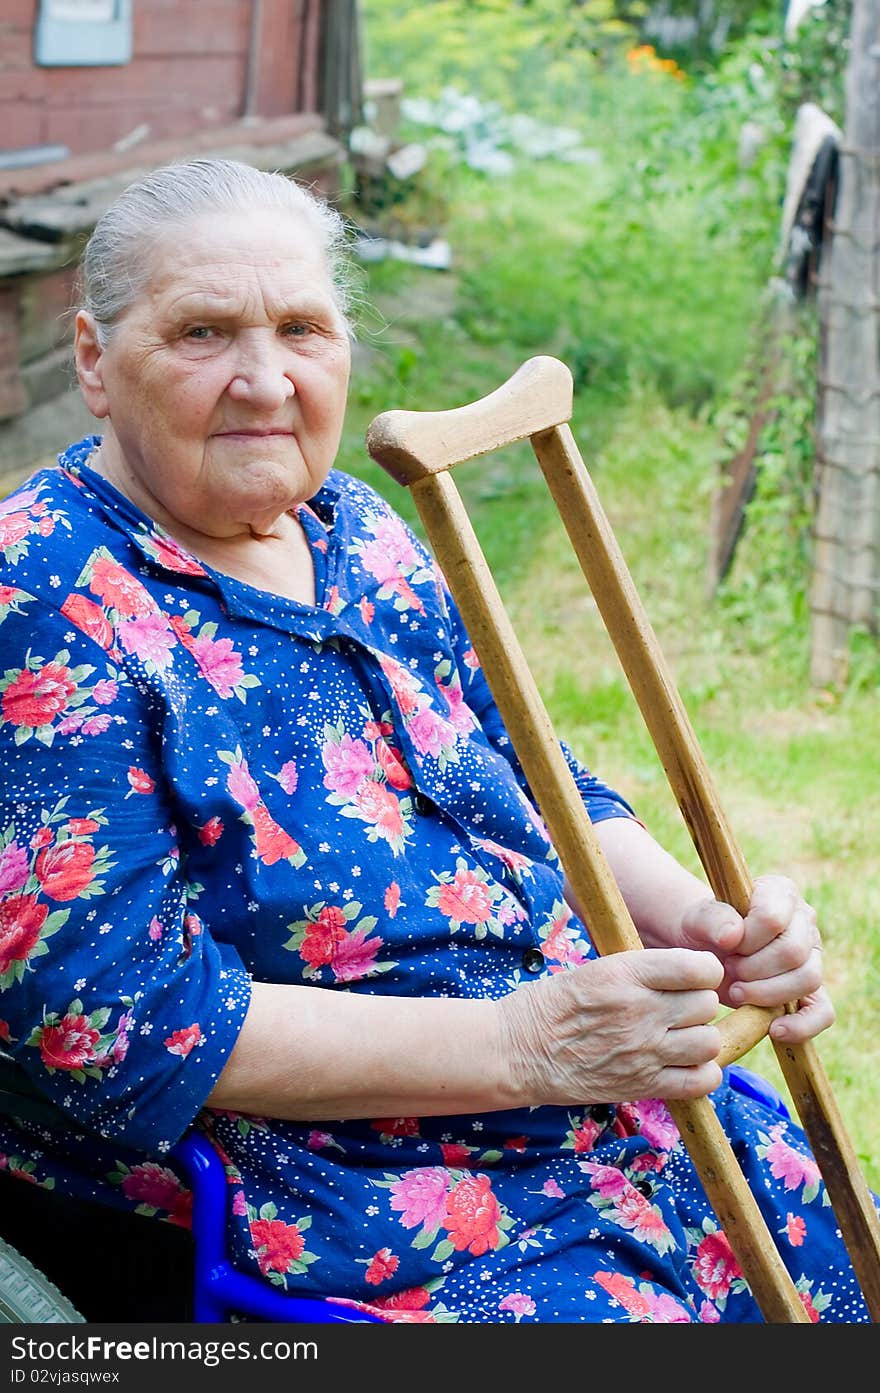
531, 419, 880, 1319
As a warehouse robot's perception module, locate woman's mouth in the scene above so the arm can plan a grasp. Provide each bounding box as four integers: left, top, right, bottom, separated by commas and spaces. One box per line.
215, 429, 295, 438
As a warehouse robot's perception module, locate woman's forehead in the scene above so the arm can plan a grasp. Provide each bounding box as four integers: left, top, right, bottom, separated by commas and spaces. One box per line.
142, 208, 332, 297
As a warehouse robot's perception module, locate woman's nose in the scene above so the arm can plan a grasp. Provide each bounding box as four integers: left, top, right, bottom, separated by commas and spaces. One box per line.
226, 335, 295, 409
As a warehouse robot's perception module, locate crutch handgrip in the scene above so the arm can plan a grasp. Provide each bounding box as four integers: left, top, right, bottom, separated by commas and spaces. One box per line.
366, 355, 573, 483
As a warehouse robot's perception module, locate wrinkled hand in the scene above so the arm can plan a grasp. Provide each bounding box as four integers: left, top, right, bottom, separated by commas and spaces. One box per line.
676, 874, 834, 1045
498, 947, 725, 1106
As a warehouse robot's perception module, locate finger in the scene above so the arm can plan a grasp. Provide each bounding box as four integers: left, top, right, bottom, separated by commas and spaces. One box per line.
769, 988, 836, 1045
727, 946, 824, 1009
662, 1022, 722, 1068
633, 948, 725, 993
726, 901, 821, 987
737, 920, 821, 978
727, 948, 824, 1010
678, 897, 744, 956
658, 1059, 724, 1101
666, 988, 721, 1030
738, 876, 811, 957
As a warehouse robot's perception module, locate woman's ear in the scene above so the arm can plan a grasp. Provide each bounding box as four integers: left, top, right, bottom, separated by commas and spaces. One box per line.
73, 310, 110, 419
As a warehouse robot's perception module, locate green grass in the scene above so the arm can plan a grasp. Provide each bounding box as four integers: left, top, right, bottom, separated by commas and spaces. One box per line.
348, 5, 880, 1189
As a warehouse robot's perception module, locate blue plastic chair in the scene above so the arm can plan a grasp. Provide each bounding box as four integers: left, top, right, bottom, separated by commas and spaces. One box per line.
173, 1131, 382, 1323
723, 1062, 791, 1118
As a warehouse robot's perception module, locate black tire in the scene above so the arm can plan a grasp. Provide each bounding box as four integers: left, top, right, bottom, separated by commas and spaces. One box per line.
0, 1236, 86, 1323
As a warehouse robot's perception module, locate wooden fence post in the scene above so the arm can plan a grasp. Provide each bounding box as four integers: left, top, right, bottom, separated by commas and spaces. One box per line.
811, 0, 880, 686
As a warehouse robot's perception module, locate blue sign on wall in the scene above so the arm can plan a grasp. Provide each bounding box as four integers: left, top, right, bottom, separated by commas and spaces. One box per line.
34, 0, 133, 68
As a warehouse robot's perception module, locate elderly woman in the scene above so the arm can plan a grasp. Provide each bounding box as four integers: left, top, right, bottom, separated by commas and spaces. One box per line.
0, 158, 870, 1324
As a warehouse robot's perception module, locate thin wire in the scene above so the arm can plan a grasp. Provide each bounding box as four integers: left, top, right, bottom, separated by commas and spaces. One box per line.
814, 297, 880, 315
825, 222, 880, 254
814, 455, 880, 481
817, 380, 880, 405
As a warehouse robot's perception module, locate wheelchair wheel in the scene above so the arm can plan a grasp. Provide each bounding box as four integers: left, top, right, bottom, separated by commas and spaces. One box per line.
0, 1236, 86, 1323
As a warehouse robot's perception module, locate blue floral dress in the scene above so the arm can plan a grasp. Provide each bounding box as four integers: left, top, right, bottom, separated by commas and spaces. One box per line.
0, 438, 872, 1323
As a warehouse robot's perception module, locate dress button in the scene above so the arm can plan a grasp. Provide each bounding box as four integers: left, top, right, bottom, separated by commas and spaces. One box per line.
589, 1104, 615, 1127
634, 1179, 653, 1198
521, 947, 545, 975
412, 792, 433, 816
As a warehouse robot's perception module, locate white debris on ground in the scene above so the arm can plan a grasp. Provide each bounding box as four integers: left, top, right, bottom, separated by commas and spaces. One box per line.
400, 86, 601, 175
352, 233, 452, 269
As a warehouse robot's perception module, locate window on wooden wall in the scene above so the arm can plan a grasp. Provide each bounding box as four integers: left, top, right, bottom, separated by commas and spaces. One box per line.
34, 0, 133, 68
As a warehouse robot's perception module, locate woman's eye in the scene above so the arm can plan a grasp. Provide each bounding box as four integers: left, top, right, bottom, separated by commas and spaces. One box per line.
184, 326, 214, 340
282, 322, 311, 338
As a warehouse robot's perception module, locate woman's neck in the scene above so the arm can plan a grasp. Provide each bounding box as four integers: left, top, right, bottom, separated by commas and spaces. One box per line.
89, 439, 316, 605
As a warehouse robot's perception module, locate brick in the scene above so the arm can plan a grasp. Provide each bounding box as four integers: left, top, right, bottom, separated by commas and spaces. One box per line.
0, 27, 34, 66
0, 0, 38, 29
0, 384, 96, 490
145, 104, 243, 143
40, 55, 247, 106
39, 107, 114, 159
2, 56, 247, 111
0, 101, 44, 151
134, 1, 250, 56
0, 0, 323, 156
0, 112, 327, 198
18, 265, 78, 364
0, 68, 50, 104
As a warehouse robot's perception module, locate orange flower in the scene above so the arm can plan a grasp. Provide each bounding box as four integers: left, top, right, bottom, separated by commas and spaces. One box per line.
163, 1024, 203, 1057
443, 1174, 503, 1256
250, 1217, 306, 1275
365, 1248, 399, 1286
785, 1213, 807, 1247
595, 1270, 652, 1318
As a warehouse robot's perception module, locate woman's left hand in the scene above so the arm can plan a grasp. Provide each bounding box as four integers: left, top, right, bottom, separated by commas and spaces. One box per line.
677, 874, 834, 1044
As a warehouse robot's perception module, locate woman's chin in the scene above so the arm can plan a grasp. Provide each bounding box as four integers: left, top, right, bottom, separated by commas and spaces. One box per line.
208, 483, 300, 538
165, 499, 290, 543
246, 512, 292, 539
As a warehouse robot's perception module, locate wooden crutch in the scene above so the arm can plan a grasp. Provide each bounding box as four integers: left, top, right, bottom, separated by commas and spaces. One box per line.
366, 355, 880, 1324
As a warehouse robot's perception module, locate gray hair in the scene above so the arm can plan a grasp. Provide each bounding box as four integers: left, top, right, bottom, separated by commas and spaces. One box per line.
79, 158, 356, 344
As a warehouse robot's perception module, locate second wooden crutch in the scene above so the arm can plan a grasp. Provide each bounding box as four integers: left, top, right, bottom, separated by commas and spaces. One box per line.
366, 354, 880, 1323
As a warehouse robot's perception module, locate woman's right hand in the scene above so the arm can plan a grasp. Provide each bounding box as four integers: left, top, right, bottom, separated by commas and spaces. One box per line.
497, 948, 725, 1106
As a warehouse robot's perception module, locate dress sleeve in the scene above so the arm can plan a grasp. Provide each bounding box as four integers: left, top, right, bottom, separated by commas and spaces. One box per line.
0, 596, 252, 1153
435, 566, 638, 826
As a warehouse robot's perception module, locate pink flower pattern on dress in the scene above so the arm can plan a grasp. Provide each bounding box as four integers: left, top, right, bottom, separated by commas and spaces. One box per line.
498, 1292, 536, 1321
759, 1124, 822, 1199
284, 900, 396, 984
388, 1168, 451, 1235
320, 720, 414, 855
118, 613, 177, 671
189, 634, 246, 697
275, 760, 298, 794
0, 841, 29, 896
322, 735, 375, 798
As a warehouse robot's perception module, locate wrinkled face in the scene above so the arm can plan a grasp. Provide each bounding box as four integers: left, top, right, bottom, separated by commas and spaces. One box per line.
74, 208, 352, 538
